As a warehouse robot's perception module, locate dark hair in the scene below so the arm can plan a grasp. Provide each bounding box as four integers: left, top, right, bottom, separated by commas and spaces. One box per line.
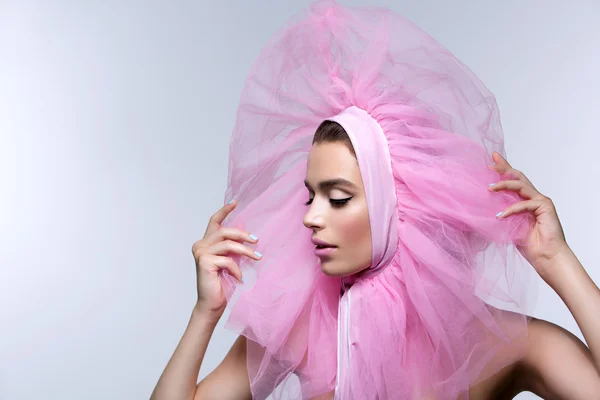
312, 120, 357, 159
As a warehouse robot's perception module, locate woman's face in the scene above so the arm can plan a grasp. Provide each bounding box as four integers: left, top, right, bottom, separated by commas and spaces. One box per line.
303, 142, 372, 276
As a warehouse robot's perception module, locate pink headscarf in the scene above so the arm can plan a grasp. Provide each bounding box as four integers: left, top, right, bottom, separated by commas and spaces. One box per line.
219, 1, 538, 398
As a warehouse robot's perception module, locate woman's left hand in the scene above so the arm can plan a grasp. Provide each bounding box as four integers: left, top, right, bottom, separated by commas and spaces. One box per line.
487, 151, 571, 280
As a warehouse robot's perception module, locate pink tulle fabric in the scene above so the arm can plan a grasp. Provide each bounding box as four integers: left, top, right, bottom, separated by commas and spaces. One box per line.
218, 0, 538, 398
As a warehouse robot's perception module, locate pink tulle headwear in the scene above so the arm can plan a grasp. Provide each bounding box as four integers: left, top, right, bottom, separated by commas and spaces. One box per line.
218, 0, 538, 398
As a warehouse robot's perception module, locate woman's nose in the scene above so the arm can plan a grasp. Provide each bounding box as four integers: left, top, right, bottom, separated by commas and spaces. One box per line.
303, 207, 324, 230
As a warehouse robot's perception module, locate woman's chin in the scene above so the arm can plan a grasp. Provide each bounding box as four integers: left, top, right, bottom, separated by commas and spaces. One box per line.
319, 259, 341, 276
320, 259, 371, 278
319, 260, 355, 277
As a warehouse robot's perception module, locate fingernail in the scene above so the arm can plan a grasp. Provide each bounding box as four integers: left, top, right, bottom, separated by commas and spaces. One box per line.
249, 233, 258, 241
227, 199, 234, 205
496, 211, 504, 218
240, 275, 244, 284
488, 183, 496, 187
254, 250, 262, 258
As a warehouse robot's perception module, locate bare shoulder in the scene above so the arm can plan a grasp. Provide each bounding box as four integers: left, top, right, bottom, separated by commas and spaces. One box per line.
517, 316, 600, 399
194, 335, 252, 400
417, 316, 600, 399
467, 348, 525, 400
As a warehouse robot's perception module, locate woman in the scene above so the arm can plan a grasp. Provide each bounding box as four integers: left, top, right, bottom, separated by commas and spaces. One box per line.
151, 1, 600, 398
151, 130, 600, 400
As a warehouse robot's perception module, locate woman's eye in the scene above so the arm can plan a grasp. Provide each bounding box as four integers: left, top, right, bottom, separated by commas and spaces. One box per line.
303, 197, 352, 207
330, 198, 351, 207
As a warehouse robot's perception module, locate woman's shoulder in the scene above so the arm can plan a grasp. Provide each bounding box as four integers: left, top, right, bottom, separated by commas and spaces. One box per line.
466, 356, 524, 400
465, 314, 540, 399
470, 316, 600, 399
514, 316, 600, 398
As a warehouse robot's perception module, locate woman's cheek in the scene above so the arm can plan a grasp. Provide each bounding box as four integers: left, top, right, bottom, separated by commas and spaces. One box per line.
338, 206, 372, 257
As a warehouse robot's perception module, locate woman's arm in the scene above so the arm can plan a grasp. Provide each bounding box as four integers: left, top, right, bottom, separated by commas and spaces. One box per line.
520, 314, 600, 399
486, 152, 600, 397
543, 248, 600, 374
150, 200, 258, 399
517, 248, 600, 399
149, 306, 218, 400
194, 333, 252, 400
150, 305, 251, 400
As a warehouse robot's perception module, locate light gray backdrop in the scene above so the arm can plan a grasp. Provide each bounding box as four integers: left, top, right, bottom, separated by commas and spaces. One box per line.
1, 1, 599, 399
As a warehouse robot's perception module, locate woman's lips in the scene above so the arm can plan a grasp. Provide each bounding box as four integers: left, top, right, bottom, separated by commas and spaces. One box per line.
314, 246, 337, 257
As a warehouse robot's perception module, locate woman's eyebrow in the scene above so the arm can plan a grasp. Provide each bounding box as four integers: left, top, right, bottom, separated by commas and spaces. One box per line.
303, 178, 357, 191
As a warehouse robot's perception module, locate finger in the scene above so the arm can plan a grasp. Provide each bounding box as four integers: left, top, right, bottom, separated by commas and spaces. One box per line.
205, 200, 237, 237
488, 160, 514, 177
492, 151, 511, 168
209, 239, 263, 261
205, 227, 259, 246
488, 153, 535, 188
489, 165, 536, 188
488, 179, 542, 200
490, 152, 519, 177
212, 255, 244, 284
495, 199, 545, 219
512, 169, 534, 188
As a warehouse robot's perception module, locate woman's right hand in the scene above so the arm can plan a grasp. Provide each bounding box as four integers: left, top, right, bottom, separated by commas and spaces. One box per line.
191, 199, 262, 318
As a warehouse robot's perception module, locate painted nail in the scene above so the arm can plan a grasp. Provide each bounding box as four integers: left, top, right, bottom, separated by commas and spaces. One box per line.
495, 211, 504, 218
249, 233, 258, 241
488, 183, 496, 187
227, 199, 234, 204
254, 250, 263, 258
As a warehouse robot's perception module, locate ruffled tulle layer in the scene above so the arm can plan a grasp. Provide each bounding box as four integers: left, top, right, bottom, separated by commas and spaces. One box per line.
218, 1, 537, 398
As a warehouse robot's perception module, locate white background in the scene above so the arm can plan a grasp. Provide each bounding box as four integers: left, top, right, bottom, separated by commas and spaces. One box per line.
1, 1, 599, 399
